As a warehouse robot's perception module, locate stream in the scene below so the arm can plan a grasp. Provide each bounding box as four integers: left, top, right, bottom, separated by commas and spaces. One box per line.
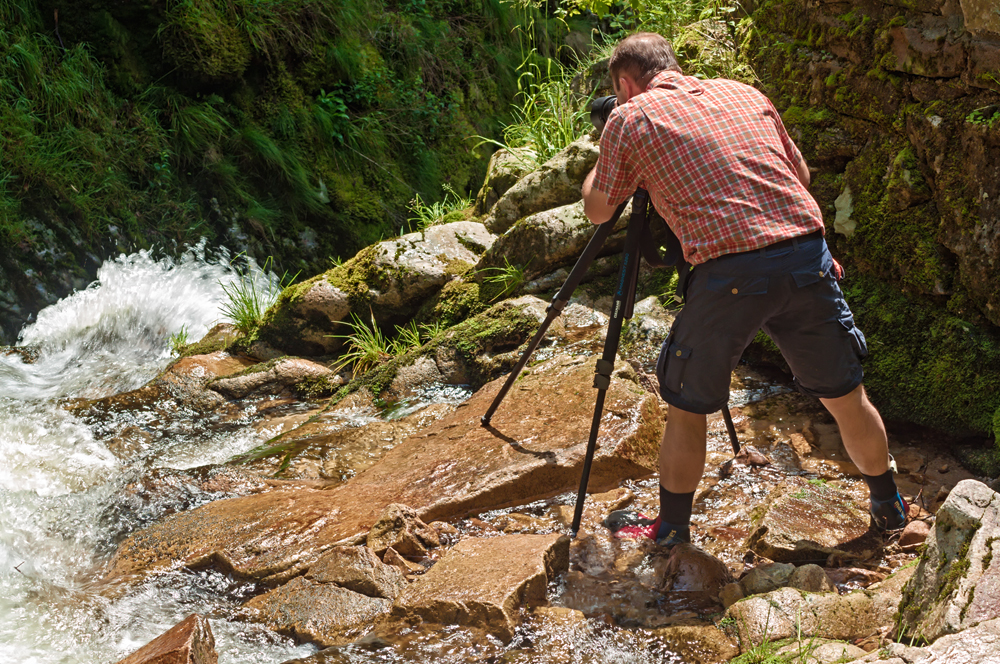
0, 248, 943, 664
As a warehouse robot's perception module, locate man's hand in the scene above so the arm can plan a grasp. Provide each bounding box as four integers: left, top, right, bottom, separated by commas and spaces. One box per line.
582, 168, 618, 224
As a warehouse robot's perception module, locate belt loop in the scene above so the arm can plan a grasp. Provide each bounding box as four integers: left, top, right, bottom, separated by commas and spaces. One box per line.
792, 235, 800, 251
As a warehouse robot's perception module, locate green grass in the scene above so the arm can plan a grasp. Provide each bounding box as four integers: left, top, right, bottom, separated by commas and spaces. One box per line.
168, 325, 190, 353
406, 183, 472, 232
219, 257, 297, 335
329, 313, 444, 374
481, 256, 526, 301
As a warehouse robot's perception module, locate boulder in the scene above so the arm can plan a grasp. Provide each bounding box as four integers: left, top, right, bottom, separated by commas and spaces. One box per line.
745, 478, 882, 563
115, 614, 217, 664
740, 562, 796, 596
257, 221, 494, 356
240, 576, 391, 647
652, 543, 735, 598
475, 199, 629, 282
102, 353, 662, 586
788, 564, 837, 593
724, 565, 916, 651
897, 479, 1000, 642
209, 358, 342, 399
483, 135, 600, 235
843, 617, 1000, 663
775, 638, 867, 664
306, 546, 406, 600
386, 533, 570, 641
474, 147, 538, 215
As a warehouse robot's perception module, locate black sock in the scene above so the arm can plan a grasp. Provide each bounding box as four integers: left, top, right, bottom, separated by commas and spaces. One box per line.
862, 469, 899, 502
659, 485, 695, 527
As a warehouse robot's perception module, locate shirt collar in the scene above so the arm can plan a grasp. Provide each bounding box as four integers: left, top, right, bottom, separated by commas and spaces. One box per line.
647, 70, 703, 95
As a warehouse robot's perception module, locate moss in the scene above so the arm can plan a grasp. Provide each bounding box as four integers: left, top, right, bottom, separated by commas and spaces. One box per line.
843, 276, 1000, 438
416, 278, 489, 329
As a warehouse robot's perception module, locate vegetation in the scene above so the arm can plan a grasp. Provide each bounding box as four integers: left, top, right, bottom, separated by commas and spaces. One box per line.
219, 257, 297, 335
329, 310, 441, 374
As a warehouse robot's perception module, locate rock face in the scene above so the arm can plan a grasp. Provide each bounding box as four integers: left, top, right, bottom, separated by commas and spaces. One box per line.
102, 353, 662, 585
898, 479, 1000, 641
844, 617, 1000, 664
745, 479, 882, 563
483, 135, 600, 235
746, 0, 1000, 438
115, 614, 217, 664
257, 221, 494, 356
387, 533, 570, 641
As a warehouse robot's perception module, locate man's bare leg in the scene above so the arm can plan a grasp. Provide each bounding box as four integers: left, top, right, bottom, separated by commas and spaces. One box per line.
819, 384, 888, 476
659, 405, 708, 493
820, 384, 906, 529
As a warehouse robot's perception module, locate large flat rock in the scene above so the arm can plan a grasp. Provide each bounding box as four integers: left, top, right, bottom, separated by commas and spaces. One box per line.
745, 478, 882, 564
387, 533, 570, 641
102, 354, 662, 585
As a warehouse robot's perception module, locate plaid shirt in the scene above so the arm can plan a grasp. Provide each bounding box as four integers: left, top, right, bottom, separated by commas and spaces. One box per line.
592, 71, 824, 265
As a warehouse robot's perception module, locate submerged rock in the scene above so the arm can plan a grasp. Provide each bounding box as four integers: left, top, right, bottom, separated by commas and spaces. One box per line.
387, 533, 570, 641
102, 353, 662, 586
241, 576, 391, 647
114, 613, 217, 664
897, 479, 1000, 642
745, 478, 882, 563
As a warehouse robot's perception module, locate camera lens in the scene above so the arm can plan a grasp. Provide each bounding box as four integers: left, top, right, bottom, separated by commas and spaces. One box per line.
590, 96, 618, 131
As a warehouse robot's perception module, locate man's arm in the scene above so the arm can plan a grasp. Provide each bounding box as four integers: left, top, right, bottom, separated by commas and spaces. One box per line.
582, 167, 618, 225
795, 155, 811, 188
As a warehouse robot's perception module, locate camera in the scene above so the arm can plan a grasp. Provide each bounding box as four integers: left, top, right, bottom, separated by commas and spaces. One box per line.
590, 95, 618, 131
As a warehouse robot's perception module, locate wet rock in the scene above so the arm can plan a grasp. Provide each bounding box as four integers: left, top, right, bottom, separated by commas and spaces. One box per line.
746, 478, 881, 563
740, 562, 795, 596
387, 533, 570, 641
115, 613, 217, 664
483, 135, 600, 235
644, 624, 739, 663
652, 543, 734, 597
898, 520, 930, 551
720, 582, 744, 609
209, 358, 341, 399
257, 221, 494, 356
775, 638, 867, 664
366, 503, 440, 558
306, 546, 406, 600
474, 147, 538, 216
788, 564, 837, 593
103, 353, 661, 585
897, 479, 1000, 642
382, 547, 425, 575
826, 567, 887, 590
241, 576, 391, 647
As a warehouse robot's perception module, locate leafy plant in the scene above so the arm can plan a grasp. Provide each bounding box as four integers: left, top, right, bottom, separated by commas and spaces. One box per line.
330, 311, 394, 374
966, 105, 1000, 130
481, 256, 526, 301
219, 256, 297, 335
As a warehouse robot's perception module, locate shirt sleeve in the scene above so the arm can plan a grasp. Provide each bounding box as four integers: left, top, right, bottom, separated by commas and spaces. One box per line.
764, 97, 804, 167
591, 109, 642, 206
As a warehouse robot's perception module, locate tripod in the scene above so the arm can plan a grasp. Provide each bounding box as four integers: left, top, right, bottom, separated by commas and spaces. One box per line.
481, 188, 742, 536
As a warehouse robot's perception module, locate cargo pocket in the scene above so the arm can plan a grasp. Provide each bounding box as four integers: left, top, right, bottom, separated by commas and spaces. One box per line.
839, 314, 869, 360
703, 273, 770, 296
657, 340, 692, 394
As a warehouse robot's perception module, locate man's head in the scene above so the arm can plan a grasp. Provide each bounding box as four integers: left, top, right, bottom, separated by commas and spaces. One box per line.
609, 32, 681, 104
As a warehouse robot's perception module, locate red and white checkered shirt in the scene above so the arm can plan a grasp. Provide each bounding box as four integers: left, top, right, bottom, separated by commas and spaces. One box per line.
592, 70, 824, 265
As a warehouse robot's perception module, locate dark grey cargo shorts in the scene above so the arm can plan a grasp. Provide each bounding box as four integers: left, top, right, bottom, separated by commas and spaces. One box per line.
655, 232, 867, 414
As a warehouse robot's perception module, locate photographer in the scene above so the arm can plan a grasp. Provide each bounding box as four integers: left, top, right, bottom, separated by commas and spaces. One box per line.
582, 32, 907, 546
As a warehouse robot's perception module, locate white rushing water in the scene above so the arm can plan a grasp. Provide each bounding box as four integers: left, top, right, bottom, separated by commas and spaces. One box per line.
0, 246, 314, 664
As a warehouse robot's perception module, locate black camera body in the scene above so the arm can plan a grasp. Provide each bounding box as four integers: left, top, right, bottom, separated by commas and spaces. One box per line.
590, 95, 618, 131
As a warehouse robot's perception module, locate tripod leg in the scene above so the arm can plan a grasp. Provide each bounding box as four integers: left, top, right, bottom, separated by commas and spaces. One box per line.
481, 206, 623, 427
571, 190, 650, 536
722, 404, 741, 456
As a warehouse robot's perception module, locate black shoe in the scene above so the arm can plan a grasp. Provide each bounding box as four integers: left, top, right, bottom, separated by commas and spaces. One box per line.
870, 492, 908, 531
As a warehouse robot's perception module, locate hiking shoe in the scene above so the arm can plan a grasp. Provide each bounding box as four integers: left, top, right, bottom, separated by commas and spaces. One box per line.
870, 492, 908, 531
603, 510, 691, 547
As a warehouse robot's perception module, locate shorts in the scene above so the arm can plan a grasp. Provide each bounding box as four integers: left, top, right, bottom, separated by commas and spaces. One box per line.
655, 232, 868, 414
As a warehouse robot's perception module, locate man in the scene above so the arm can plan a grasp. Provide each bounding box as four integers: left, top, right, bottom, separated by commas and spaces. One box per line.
581, 32, 907, 547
